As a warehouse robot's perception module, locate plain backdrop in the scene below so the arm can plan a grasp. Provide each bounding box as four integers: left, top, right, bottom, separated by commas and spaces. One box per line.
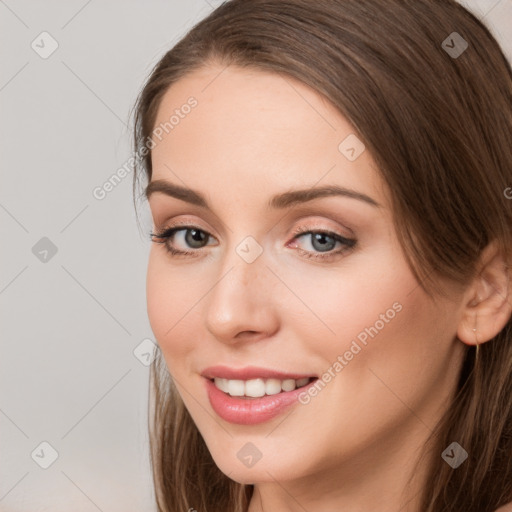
0, 1, 511, 510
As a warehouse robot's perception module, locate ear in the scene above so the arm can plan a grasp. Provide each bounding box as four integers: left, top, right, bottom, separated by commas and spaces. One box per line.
457, 240, 512, 346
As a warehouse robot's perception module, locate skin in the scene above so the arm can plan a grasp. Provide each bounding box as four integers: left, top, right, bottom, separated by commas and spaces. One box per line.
145, 64, 511, 512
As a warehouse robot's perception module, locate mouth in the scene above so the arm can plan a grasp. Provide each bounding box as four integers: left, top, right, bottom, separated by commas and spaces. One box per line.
202, 367, 319, 425
208, 376, 316, 399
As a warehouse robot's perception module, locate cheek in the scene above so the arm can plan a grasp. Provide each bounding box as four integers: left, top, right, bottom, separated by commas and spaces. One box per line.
146, 252, 169, 341
292, 262, 458, 436
275, 248, 417, 358
146, 250, 200, 369
280, 250, 447, 408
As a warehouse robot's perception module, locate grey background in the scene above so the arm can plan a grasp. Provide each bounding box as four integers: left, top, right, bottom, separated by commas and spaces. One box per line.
0, 1, 510, 511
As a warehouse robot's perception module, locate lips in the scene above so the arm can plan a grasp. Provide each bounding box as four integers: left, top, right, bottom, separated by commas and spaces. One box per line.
201, 365, 316, 381
201, 365, 319, 425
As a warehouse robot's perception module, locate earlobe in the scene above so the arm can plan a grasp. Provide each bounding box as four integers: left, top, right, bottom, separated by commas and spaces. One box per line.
456, 241, 512, 346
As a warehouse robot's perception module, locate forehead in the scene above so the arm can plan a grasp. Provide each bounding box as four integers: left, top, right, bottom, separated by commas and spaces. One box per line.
150, 64, 386, 210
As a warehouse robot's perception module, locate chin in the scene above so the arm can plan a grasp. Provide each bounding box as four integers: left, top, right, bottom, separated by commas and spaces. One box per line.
205, 440, 308, 485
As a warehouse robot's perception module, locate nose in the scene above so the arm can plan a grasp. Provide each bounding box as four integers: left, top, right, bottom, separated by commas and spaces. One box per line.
203, 243, 279, 345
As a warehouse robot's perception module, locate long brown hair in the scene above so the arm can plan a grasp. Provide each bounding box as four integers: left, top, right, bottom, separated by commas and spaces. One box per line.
131, 1, 512, 510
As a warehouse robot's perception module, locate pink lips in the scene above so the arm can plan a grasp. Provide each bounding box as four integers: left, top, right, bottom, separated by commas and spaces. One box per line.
201, 365, 315, 381
201, 365, 318, 425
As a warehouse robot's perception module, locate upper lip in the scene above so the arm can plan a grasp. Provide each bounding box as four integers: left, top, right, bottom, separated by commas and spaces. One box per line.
201, 365, 317, 381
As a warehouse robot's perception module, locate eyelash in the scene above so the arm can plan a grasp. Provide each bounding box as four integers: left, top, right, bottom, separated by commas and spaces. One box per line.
149, 224, 357, 261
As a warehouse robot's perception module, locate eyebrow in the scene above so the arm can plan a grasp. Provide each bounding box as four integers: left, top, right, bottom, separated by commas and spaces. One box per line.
145, 179, 381, 209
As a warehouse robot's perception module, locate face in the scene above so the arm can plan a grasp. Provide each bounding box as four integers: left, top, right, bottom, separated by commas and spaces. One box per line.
145, 64, 467, 487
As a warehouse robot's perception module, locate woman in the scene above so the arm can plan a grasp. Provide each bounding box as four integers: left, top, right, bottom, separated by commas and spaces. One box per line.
131, 0, 512, 510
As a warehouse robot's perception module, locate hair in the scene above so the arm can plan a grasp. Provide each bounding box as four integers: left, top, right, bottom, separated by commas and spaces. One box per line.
130, 1, 512, 510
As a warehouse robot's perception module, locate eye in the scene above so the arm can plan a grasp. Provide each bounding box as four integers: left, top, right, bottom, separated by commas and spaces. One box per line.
288, 226, 356, 261
150, 226, 215, 257
149, 224, 357, 261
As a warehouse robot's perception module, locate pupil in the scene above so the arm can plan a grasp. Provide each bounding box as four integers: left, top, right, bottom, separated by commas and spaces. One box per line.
312, 233, 335, 252
187, 229, 207, 248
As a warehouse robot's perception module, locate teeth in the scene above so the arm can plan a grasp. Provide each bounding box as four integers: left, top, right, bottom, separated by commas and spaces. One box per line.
265, 378, 282, 395
227, 379, 245, 396
245, 378, 266, 397
214, 377, 312, 397
214, 378, 229, 393
281, 379, 296, 392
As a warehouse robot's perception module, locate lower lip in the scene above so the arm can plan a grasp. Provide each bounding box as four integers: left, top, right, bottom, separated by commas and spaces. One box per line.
204, 377, 318, 425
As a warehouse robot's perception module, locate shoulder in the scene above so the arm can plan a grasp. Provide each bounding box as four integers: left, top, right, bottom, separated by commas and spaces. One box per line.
494, 502, 512, 512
